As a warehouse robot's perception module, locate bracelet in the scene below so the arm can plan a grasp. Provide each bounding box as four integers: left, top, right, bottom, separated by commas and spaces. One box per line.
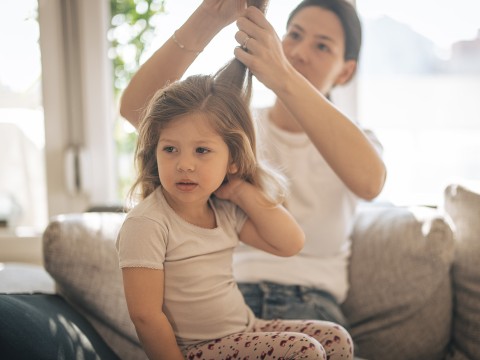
172, 30, 203, 55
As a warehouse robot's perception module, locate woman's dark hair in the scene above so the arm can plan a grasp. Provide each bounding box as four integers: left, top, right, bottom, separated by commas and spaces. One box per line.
287, 0, 362, 61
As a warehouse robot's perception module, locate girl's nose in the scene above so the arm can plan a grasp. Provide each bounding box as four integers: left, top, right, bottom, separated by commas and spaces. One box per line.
176, 154, 195, 172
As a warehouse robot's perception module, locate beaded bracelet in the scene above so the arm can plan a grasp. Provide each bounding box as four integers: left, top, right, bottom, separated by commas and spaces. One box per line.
172, 30, 203, 55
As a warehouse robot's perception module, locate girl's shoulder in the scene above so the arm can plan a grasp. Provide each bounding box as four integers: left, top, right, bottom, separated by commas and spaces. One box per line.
124, 187, 170, 227
210, 196, 236, 219
210, 196, 247, 232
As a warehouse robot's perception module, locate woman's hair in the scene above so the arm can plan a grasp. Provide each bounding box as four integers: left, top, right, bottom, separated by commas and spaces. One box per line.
127, 0, 285, 208
287, 0, 362, 62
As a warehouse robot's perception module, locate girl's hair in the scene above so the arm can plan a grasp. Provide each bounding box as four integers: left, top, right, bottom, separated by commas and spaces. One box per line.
287, 0, 362, 62
128, 0, 285, 208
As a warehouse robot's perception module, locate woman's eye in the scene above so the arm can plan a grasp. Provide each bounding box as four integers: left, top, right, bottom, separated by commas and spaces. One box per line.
163, 146, 176, 153
196, 147, 210, 154
317, 43, 330, 52
287, 31, 301, 40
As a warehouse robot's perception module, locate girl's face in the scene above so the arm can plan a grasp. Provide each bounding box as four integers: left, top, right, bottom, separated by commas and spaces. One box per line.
282, 6, 356, 95
156, 112, 234, 211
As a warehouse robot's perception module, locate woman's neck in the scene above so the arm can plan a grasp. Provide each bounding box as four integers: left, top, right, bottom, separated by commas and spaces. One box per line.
269, 100, 305, 133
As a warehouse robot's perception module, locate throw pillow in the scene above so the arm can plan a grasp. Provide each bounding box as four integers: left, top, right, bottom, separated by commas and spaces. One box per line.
444, 183, 480, 360
342, 204, 455, 360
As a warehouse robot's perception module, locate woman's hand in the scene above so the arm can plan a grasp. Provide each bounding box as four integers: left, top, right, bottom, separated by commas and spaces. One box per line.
200, 0, 248, 28
120, 1, 249, 127
234, 6, 293, 93
233, 7, 386, 200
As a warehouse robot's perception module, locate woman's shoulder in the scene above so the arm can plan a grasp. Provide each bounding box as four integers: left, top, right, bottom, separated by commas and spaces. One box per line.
251, 107, 271, 122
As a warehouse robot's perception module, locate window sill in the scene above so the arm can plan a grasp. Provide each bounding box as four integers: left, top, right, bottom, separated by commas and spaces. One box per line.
0, 231, 43, 265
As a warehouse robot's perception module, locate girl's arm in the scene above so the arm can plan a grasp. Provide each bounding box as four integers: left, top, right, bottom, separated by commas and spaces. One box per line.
120, 0, 247, 128
122, 268, 183, 360
234, 7, 386, 200
215, 179, 305, 257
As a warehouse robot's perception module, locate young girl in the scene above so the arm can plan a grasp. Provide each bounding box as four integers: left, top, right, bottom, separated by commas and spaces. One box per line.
116, 67, 353, 358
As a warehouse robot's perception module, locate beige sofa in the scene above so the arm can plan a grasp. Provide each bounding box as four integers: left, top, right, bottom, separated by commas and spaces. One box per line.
34, 183, 480, 359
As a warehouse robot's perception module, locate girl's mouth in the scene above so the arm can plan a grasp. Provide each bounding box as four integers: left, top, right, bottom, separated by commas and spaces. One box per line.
176, 181, 198, 192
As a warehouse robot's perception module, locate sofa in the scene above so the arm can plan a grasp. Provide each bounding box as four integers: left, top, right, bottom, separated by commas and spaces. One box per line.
1, 182, 479, 360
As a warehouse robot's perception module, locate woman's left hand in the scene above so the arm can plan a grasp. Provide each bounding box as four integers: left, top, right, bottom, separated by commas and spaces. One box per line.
234, 6, 293, 93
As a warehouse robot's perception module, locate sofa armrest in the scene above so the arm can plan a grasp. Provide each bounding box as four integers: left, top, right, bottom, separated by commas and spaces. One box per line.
43, 212, 147, 360
343, 204, 455, 360
0, 294, 119, 359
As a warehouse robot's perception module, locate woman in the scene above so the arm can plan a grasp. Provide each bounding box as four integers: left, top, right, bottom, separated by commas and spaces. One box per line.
120, 0, 386, 330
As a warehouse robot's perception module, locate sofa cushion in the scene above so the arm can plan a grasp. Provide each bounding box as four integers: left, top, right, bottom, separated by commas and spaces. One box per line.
43, 212, 148, 360
444, 183, 480, 360
342, 204, 455, 360
0, 294, 119, 360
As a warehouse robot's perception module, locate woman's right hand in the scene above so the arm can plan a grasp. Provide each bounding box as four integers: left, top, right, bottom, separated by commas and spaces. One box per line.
233, 6, 294, 95
200, 0, 248, 28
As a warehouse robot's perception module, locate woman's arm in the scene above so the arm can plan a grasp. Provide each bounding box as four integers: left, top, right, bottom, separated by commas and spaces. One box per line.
273, 70, 385, 200
234, 7, 386, 200
122, 268, 183, 360
215, 179, 305, 257
120, 0, 247, 128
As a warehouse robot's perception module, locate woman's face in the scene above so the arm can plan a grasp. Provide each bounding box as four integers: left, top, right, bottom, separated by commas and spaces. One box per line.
282, 6, 356, 95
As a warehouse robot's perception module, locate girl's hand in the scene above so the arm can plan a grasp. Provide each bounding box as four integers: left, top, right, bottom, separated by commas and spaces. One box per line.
214, 177, 246, 202
200, 0, 248, 28
234, 6, 293, 93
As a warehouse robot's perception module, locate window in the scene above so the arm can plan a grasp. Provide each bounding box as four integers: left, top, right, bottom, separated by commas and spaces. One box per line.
0, 0, 47, 233
357, 0, 480, 206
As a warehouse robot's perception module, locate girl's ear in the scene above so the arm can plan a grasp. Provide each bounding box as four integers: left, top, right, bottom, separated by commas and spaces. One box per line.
334, 60, 357, 86
228, 162, 238, 175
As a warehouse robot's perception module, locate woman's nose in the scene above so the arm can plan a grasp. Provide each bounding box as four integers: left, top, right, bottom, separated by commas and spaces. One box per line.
288, 41, 309, 62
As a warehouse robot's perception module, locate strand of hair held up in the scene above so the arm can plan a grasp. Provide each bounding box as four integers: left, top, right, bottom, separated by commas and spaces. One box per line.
214, 0, 270, 105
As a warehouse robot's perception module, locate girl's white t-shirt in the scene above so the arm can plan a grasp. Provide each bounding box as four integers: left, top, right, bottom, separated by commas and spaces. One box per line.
117, 187, 254, 345
233, 108, 382, 303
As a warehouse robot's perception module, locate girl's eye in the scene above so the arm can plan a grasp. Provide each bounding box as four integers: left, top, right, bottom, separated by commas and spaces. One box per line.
163, 146, 176, 153
196, 147, 210, 154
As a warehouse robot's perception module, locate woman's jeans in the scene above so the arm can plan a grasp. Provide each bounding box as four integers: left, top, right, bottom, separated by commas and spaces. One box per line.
238, 281, 349, 329
238, 282, 365, 358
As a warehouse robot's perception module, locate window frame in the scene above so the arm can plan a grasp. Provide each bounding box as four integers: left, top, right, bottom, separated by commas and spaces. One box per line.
38, 0, 117, 218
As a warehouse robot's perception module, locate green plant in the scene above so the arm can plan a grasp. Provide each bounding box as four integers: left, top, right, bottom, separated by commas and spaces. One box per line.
109, 0, 166, 95
108, 0, 166, 199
